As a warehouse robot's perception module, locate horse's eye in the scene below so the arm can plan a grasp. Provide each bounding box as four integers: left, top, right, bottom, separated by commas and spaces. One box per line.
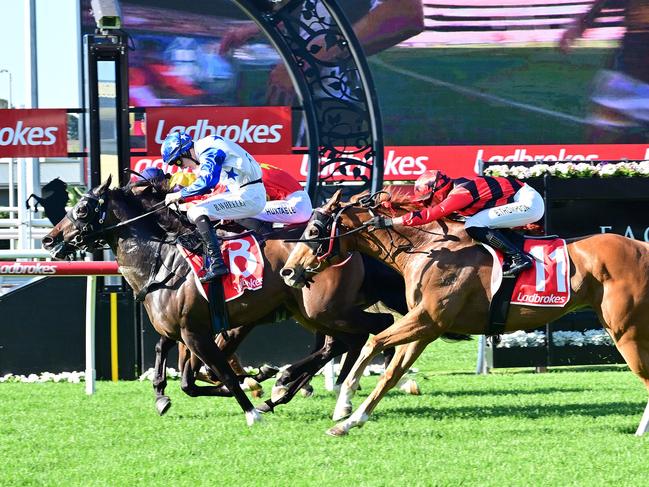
76, 205, 88, 218
309, 228, 319, 238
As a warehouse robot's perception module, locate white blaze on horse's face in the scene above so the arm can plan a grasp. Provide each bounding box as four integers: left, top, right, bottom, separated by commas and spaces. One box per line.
282, 190, 344, 288
281, 218, 325, 288
281, 239, 318, 288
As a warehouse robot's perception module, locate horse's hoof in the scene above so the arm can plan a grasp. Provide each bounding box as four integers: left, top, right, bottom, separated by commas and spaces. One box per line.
156, 396, 171, 416
332, 405, 352, 422
259, 364, 280, 379
399, 379, 421, 396
256, 402, 274, 414
326, 425, 348, 437
246, 409, 263, 427
300, 384, 314, 398
271, 385, 288, 403
244, 377, 263, 398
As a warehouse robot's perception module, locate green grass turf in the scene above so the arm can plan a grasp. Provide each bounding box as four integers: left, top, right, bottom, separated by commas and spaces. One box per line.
371, 47, 613, 146
1, 339, 648, 486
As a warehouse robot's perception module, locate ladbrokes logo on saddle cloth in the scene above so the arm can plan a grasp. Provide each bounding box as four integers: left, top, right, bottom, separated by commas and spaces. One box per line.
177, 235, 264, 302
489, 238, 570, 307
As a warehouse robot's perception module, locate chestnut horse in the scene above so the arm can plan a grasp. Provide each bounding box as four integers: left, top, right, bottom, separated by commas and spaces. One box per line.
41, 178, 417, 425
281, 190, 649, 436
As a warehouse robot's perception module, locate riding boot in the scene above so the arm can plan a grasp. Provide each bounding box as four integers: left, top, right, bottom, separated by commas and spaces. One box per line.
465, 226, 533, 277
194, 215, 229, 282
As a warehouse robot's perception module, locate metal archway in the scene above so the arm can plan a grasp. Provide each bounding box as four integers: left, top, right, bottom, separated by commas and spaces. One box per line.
234, 0, 384, 202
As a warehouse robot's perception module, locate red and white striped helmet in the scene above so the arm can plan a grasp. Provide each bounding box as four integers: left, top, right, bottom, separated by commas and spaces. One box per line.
413, 170, 452, 201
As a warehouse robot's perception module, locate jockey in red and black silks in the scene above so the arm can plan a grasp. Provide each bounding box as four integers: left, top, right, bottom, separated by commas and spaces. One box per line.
367, 170, 545, 276
255, 163, 313, 224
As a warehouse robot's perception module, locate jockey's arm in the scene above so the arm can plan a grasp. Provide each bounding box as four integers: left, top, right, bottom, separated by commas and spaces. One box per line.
394, 190, 474, 226
180, 148, 226, 198
352, 0, 424, 57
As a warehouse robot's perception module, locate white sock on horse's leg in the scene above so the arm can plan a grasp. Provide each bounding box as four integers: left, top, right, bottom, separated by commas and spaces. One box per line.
635, 399, 649, 436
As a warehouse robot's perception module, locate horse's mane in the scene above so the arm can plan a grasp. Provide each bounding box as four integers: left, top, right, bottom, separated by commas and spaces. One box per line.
116, 182, 189, 236
348, 187, 468, 231
349, 187, 424, 217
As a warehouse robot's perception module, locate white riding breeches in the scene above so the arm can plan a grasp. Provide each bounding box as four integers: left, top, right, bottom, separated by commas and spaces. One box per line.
255, 190, 313, 224
186, 183, 266, 223
464, 184, 544, 229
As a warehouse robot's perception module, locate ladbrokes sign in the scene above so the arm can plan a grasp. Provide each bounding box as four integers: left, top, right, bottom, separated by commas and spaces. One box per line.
0, 109, 67, 157
146, 106, 292, 155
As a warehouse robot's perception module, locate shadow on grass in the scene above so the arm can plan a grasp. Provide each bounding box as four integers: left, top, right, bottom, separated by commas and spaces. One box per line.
425, 386, 587, 398
378, 400, 645, 421
429, 366, 630, 377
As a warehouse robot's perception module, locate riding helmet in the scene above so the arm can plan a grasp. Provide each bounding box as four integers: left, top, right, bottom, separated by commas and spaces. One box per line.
414, 169, 452, 201
161, 131, 193, 164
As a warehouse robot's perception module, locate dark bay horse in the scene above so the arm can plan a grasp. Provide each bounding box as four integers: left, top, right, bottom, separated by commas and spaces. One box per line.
41, 177, 415, 424
281, 190, 649, 436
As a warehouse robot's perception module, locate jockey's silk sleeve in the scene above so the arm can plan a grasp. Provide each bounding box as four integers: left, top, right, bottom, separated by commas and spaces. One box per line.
401, 189, 474, 226
180, 148, 226, 198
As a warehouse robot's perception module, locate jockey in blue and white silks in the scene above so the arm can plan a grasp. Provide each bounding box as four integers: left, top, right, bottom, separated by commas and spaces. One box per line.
162, 132, 266, 282
178, 135, 266, 220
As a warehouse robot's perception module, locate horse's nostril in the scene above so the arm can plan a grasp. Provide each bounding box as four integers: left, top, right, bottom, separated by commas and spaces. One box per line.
42, 236, 54, 248
280, 268, 294, 278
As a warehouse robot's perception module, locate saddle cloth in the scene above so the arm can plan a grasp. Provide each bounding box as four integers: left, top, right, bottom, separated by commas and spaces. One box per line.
483, 236, 571, 308
177, 234, 264, 302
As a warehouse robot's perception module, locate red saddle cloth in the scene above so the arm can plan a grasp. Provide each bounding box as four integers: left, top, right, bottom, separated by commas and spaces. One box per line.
177, 234, 264, 302
488, 237, 571, 307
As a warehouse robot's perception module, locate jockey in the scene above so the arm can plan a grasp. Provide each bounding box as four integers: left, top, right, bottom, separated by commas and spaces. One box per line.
256, 163, 313, 224
130, 167, 167, 184
367, 170, 545, 276
161, 131, 266, 282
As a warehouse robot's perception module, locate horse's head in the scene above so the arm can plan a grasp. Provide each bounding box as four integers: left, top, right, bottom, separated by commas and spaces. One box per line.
42, 176, 116, 259
281, 189, 374, 288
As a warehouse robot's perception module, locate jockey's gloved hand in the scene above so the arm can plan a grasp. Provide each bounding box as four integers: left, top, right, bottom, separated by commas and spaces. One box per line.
365, 216, 393, 229
165, 192, 184, 206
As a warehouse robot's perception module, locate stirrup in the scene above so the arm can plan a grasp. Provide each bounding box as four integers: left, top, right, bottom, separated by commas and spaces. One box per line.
200, 264, 229, 282
503, 255, 532, 277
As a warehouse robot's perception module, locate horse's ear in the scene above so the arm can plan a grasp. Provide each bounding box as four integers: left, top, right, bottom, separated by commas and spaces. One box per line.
323, 189, 343, 212
96, 175, 112, 193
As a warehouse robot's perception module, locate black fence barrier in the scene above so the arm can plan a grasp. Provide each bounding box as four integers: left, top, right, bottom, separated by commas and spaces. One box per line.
0, 276, 315, 379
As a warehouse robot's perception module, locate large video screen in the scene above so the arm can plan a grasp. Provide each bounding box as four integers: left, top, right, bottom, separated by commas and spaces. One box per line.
81, 0, 647, 175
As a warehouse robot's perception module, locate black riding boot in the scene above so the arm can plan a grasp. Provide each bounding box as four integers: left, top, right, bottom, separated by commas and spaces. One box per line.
465, 226, 533, 277
195, 215, 229, 282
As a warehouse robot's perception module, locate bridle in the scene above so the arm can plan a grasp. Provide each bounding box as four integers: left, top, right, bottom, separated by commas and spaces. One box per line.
285, 192, 386, 271
65, 191, 110, 250
64, 189, 168, 251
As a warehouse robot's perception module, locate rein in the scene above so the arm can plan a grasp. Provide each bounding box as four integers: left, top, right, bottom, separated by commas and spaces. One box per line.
66, 189, 170, 250
285, 191, 436, 266
101, 200, 168, 233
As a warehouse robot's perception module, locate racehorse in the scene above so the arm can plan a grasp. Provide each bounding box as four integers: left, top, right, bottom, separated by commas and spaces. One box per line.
281, 189, 649, 436
41, 177, 426, 424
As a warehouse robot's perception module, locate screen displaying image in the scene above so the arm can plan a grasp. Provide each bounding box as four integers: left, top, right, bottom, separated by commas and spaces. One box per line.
81, 0, 646, 160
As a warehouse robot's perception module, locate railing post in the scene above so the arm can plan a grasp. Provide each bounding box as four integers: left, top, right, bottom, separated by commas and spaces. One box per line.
85, 275, 97, 395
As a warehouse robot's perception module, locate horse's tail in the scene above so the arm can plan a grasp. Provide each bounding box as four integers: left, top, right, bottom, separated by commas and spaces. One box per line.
360, 254, 471, 342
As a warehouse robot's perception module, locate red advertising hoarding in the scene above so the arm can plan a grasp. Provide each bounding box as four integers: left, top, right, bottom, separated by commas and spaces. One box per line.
146, 106, 292, 156
132, 143, 649, 183
0, 109, 68, 157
